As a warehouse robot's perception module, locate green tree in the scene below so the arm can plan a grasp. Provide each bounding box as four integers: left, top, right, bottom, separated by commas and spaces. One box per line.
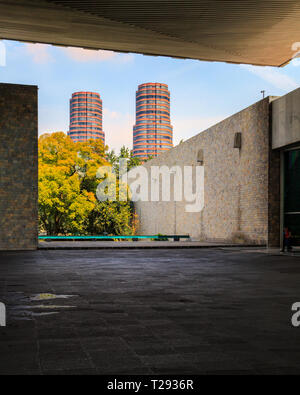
106, 149, 118, 167
86, 202, 134, 236
145, 155, 154, 162
107, 146, 142, 173
39, 133, 137, 236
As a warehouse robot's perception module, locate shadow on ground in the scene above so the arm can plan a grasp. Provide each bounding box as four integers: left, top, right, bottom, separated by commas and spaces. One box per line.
0, 248, 300, 375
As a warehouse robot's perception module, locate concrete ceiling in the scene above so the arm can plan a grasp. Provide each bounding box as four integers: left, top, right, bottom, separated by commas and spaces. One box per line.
1, 0, 300, 66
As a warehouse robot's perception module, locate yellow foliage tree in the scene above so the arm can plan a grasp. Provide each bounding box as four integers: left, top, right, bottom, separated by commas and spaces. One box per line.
39, 132, 137, 236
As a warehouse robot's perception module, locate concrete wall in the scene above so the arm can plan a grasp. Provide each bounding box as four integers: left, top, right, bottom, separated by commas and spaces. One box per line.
268, 101, 281, 247
133, 98, 280, 246
272, 87, 300, 149
0, 83, 38, 251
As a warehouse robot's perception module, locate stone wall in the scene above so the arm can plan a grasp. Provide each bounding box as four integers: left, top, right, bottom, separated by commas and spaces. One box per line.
268, 101, 281, 247
272, 87, 300, 149
0, 83, 38, 251
132, 98, 280, 246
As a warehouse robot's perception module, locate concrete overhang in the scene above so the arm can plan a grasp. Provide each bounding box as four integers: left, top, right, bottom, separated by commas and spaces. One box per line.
1, 0, 300, 67
272, 88, 300, 149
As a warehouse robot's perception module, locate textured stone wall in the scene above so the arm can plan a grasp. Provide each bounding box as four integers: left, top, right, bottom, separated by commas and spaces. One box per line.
272, 87, 300, 149
0, 83, 38, 251
133, 98, 279, 246
268, 101, 281, 248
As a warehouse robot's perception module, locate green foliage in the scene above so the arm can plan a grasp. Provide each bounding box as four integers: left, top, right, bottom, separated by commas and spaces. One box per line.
39, 133, 138, 236
156, 234, 169, 241
107, 145, 142, 173
86, 202, 134, 236
144, 155, 154, 162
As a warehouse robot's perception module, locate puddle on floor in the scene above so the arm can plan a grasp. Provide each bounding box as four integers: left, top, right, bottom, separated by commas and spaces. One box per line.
31, 304, 76, 309
12, 304, 76, 310
7, 293, 78, 321
30, 293, 77, 301
32, 312, 60, 317
11, 311, 59, 320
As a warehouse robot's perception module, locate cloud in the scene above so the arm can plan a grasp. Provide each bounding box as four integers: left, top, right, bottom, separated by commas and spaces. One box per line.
159, 61, 200, 80
38, 106, 69, 136
61, 47, 133, 63
172, 115, 225, 145
23, 43, 133, 65
105, 113, 226, 152
24, 43, 53, 64
104, 111, 134, 153
103, 108, 120, 120
242, 65, 299, 92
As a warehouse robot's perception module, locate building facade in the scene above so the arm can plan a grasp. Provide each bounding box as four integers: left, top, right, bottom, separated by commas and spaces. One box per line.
68, 91, 105, 144
133, 83, 173, 160
1, 83, 300, 251
130, 89, 300, 248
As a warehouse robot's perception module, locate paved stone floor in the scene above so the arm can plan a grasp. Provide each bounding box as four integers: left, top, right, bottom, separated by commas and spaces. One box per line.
38, 240, 249, 249
0, 248, 300, 375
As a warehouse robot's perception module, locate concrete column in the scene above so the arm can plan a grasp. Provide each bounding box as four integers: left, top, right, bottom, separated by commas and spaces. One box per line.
268, 101, 281, 248
0, 83, 38, 251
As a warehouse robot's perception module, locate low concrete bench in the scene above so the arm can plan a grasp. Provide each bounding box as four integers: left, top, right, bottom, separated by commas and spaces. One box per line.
39, 235, 190, 242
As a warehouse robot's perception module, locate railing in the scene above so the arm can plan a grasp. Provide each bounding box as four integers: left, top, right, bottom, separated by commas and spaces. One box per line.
39, 235, 190, 242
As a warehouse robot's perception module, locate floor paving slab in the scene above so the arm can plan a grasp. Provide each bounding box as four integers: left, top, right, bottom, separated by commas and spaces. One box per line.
0, 248, 300, 375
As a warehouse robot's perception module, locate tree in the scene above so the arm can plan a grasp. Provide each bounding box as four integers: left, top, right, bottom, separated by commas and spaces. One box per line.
39, 133, 137, 236
86, 202, 134, 236
106, 149, 118, 168
145, 155, 154, 162
39, 163, 96, 235
107, 145, 142, 173
103, 146, 142, 235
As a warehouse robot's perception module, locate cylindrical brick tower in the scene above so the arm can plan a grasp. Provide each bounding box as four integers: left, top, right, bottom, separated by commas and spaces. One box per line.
133, 83, 173, 160
68, 91, 105, 144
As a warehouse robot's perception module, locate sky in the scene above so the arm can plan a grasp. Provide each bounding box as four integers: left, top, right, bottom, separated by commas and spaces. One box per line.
0, 40, 300, 152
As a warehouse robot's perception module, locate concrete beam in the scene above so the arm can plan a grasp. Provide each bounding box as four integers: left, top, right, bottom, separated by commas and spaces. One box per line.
0, 0, 300, 66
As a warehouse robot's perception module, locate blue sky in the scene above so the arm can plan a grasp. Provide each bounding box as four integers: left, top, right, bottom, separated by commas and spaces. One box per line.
1, 40, 300, 152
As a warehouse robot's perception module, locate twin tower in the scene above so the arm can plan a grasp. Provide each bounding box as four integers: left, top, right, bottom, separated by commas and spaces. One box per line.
68, 83, 173, 160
